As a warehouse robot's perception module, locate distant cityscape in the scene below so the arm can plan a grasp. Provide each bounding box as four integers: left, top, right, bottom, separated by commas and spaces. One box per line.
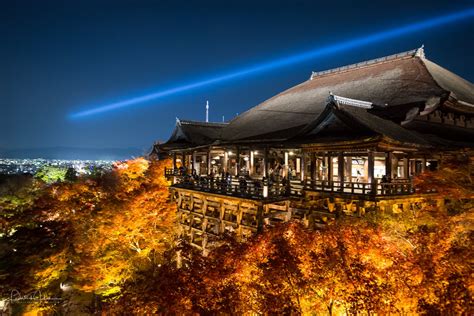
0, 158, 115, 175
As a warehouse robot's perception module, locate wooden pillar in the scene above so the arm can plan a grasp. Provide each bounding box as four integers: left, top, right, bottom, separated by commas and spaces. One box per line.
250, 150, 255, 176
310, 153, 316, 181
403, 157, 409, 179
317, 155, 322, 180
421, 157, 426, 173
300, 153, 305, 181
327, 154, 333, 184
338, 153, 344, 191
345, 156, 352, 182
410, 159, 416, 176
245, 150, 250, 174
263, 147, 268, 177
392, 155, 399, 178
207, 148, 212, 175
172, 152, 177, 169
223, 151, 228, 173
192, 151, 197, 172
235, 147, 241, 176
368, 151, 375, 192
385, 152, 393, 179
284, 151, 289, 178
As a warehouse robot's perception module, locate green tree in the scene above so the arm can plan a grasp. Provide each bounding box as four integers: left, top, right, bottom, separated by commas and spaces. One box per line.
35, 166, 67, 183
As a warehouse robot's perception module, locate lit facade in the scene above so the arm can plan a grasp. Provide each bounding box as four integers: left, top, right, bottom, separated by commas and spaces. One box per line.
153, 47, 474, 251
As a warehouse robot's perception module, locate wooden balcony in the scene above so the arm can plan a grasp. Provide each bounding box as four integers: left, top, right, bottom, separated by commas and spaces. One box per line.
165, 168, 414, 199
302, 179, 413, 196
169, 176, 288, 201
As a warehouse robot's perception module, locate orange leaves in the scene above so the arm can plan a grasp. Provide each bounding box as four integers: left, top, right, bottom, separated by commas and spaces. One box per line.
64, 159, 177, 296
114, 157, 149, 180
3, 155, 473, 314
2, 157, 178, 305
123, 207, 471, 315
414, 155, 474, 199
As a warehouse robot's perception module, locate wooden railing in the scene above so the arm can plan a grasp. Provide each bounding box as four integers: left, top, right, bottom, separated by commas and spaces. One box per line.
164, 167, 181, 177
166, 168, 414, 198
302, 179, 413, 196
171, 174, 289, 199
379, 180, 413, 195
303, 179, 374, 195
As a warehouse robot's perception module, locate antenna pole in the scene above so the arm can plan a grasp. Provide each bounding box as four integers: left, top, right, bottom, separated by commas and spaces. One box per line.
206, 100, 209, 122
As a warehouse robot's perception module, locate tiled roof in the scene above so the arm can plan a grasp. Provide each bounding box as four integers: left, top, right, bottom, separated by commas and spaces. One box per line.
159, 48, 473, 150
220, 48, 473, 141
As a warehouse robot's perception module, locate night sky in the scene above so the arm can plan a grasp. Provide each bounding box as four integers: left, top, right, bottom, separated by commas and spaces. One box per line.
1, 0, 473, 154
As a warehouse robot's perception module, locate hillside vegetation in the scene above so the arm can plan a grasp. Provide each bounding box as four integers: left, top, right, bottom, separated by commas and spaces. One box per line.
0, 157, 472, 315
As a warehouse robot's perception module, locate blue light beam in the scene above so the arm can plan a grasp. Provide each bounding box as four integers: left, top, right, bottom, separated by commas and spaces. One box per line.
70, 8, 474, 118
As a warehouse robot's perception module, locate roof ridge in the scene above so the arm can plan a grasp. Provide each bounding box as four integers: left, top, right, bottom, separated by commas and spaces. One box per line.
179, 119, 228, 126
310, 46, 424, 80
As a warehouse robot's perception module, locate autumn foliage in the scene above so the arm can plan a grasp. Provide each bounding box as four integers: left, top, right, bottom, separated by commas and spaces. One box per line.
110, 209, 472, 314
1, 156, 473, 315
0, 158, 176, 313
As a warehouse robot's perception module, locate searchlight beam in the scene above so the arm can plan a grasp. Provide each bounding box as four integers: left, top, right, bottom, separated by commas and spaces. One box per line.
70, 8, 474, 119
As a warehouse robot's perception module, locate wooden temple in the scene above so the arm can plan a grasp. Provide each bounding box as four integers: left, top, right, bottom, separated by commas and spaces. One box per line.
153, 47, 474, 252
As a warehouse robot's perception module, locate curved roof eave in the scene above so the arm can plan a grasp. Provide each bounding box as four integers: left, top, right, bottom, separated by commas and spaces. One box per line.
222, 52, 468, 141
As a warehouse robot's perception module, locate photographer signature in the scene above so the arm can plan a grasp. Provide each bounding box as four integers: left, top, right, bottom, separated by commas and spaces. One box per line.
9, 289, 62, 302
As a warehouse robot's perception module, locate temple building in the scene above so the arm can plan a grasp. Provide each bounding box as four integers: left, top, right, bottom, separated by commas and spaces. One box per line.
153, 47, 474, 252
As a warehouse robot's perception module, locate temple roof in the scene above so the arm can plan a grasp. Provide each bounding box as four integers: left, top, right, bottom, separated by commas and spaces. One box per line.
161, 119, 227, 150
159, 47, 473, 151
293, 101, 432, 147
221, 47, 474, 141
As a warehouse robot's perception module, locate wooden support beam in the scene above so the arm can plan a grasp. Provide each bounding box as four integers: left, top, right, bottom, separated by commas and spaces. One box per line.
409, 159, 416, 177
338, 153, 344, 191
310, 153, 316, 181
191, 151, 196, 172
223, 151, 228, 173
300, 153, 305, 181
403, 157, 409, 179
250, 150, 255, 176
172, 153, 177, 169
263, 147, 268, 177
327, 154, 333, 184
181, 151, 185, 170
385, 152, 393, 179
421, 157, 426, 173
256, 204, 264, 232
207, 148, 212, 175
236, 146, 240, 176
368, 151, 375, 193
392, 155, 399, 178
345, 156, 352, 183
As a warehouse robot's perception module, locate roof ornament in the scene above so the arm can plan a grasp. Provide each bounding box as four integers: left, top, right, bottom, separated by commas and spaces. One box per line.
401, 107, 420, 125
176, 117, 181, 125
328, 92, 373, 109
415, 44, 425, 58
